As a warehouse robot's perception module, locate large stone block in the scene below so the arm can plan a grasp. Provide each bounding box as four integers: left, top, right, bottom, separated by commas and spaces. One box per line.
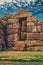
12, 41, 25, 50
36, 24, 42, 32
0, 45, 2, 50
19, 9, 26, 14
7, 34, 20, 41
25, 40, 41, 47
32, 16, 37, 21
14, 41, 25, 47
32, 26, 37, 33
27, 21, 34, 26
41, 24, 43, 32
27, 12, 32, 17
7, 19, 19, 24
27, 33, 40, 40
0, 24, 3, 29
22, 25, 27, 32
12, 46, 24, 51
7, 23, 20, 29
27, 25, 33, 32
10, 12, 17, 19
21, 32, 27, 40
40, 32, 43, 41
27, 17, 32, 22
7, 41, 15, 47
6, 28, 20, 34
0, 29, 4, 36
22, 21, 27, 26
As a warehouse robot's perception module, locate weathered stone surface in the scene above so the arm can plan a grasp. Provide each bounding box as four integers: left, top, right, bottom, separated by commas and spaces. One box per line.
7, 34, 20, 41
32, 16, 37, 21
27, 17, 32, 22
7, 19, 19, 24
21, 32, 27, 40
0, 8, 43, 51
40, 32, 43, 41
36, 24, 42, 32
12, 41, 25, 50
27, 25, 33, 32
6, 28, 20, 34
27, 21, 34, 26
22, 25, 27, 32
27, 33, 40, 40
32, 26, 37, 32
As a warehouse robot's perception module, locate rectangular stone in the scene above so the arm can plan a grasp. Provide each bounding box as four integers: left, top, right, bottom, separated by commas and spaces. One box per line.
21, 32, 27, 40
27, 33, 40, 40
22, 25, 27, 32
36, 24, 42, 32
32, 26, 37, 33
27, 25, 33, 32
32, 16, 37, 21
40, 32, 43, 41
6, 28, 20, 34
25, 40, 41, 47
27, 17, 32, 22
27, 12, 32, 17
27, 22, 34, 26
7, 34, 20, 41
12, 46, 24, 51
7, 19, 19, 24
42, 24, 43, 32
7, 23, 20, 29
22, 21, 27, 26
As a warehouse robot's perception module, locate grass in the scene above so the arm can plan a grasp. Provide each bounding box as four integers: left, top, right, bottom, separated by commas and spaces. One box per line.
0, 51, 43, 65
0, 61, 43, 65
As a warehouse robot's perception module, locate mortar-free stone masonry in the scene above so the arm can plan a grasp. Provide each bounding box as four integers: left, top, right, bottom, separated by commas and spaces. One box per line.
0, 9, 43, 51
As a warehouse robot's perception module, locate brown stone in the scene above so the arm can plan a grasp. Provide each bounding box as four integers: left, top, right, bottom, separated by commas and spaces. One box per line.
6, 28, 20, 34
27, 25, 33, 32
27, 33, 40, 40
10, 12, 17, 19
0, 45, 2, 50
7, 41, 15, 47
7, 19, 19, 24
27, 21, 34, 26
32, 16, 37, 21
27, 12, 32, 17
14, 12, 32, 18
19, 9, 26, 14
25, 41, 31, 46
36, 24, 42, 32
40, 32, 43, 41
7, 23, 20, 29
32, 26, 37, 33
14, 41, 25, 47
21, 32, 27, 40
41, 24, 43, 32
22, 21, 27, 26
7, 34, 20, 41
22, 25, 27, 32
12, 41, 25, 50
0, 24, 3, 29
0, 29, 4, 35
12, 46, 24, 51
27, 17, 32, 22
25, 40, 41, 47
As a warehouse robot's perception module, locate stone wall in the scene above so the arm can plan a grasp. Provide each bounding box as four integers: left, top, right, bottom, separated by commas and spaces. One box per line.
0, 9, 43, 51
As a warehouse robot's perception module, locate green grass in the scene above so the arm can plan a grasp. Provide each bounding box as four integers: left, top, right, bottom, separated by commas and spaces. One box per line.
0, 61, 43, 65
0, 51, 43, 65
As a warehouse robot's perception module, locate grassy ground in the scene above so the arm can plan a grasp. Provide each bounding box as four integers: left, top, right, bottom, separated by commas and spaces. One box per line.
0, 61, 43, 65
0, 51, 43, 65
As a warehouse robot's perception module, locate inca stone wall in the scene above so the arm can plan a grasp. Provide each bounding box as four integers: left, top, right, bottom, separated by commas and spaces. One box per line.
0, 22, 5, 50
0, 9, 43, 51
